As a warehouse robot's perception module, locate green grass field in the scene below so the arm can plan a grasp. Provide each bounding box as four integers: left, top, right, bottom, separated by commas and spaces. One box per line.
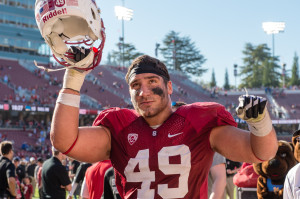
32, 187, 39, 199
32, 186, 238, 199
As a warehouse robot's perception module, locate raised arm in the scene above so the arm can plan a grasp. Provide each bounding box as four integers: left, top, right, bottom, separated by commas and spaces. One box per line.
51, 68, 111, 163
34, 0, 107, 163
210, 95, 278, 163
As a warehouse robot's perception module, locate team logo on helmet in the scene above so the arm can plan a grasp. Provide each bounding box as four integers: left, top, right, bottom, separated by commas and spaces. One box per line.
55, 0, 65, 7
128, 133, 138, 145
39, 1, 49, 16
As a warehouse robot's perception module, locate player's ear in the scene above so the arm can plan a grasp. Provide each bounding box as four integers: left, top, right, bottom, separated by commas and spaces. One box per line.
167, 81, 173, 95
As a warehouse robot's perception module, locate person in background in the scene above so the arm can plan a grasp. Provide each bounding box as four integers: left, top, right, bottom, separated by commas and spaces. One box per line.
42, 147, 71, 199
12, 157, 22, 199
21, 176, 33, 199
68, 162, 92, 199
224, 159, 241, 199
35, 158, 44, 199
208, 152, 227, 199
16, 159, 26, 183
26, 157, 37, 197
0, 141, 16, 199
80, 160, 121, 199
69, 158, 80, 183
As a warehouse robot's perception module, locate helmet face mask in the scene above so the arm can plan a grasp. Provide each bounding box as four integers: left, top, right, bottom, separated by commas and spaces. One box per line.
35, 0, 105, 71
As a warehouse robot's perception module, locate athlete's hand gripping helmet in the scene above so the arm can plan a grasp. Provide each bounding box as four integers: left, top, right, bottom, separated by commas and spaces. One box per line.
35, 0, 105, 71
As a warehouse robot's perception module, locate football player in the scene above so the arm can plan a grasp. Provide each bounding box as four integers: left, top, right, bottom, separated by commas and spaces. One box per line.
35, 1, 278, 198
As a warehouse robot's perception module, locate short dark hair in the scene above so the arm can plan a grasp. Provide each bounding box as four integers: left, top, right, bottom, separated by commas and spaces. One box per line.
13, 157, 20, 162
125, 55, 170, 84
37, 157, 44, 163
0, 141, 13, 155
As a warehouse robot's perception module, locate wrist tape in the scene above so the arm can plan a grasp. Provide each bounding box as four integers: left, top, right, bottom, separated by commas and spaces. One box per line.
63, 69, 86, 92
247, 111, 273, 137
56, 93, 80, 108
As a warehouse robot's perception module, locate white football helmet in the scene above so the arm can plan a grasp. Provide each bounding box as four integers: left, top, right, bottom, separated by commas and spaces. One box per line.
35, 0, 105, 71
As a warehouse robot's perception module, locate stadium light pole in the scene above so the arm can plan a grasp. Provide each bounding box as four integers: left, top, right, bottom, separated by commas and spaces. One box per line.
114, 5, 133, 67
262, 22, 285, 58
233, 64, 238, 90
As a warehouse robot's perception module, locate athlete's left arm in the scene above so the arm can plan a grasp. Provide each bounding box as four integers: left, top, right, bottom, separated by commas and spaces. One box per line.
210, 125, 277, 163
210, 95, 278, 163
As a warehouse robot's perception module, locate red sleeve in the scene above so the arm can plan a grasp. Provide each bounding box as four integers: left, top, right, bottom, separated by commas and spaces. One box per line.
181, 102, 237, 133
215, 104, 237, 127
92, 108, 138, 133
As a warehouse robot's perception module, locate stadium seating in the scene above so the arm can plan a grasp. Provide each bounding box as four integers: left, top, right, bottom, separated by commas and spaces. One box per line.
273, 93, 300, 119
0, 80, 15, 101
0, 129, 36, 149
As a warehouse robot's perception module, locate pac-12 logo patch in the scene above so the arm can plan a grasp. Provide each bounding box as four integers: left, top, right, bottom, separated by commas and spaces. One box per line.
128, 133, 138, 145
55, 0, 65, 7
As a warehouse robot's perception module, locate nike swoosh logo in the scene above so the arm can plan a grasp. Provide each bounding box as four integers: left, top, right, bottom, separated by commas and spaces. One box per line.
168, 132, 184, 138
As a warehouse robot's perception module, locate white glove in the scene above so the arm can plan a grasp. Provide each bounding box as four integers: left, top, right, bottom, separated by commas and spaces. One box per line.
236, 95, 272, 136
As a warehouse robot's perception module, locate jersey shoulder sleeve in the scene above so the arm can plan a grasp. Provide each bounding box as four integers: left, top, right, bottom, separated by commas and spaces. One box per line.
7, 162, 16, 178
93, 108, 139, 133
176, 102, 237, 132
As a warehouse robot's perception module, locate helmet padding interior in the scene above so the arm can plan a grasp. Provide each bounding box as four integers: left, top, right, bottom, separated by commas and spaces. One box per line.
46, 16, 98, 56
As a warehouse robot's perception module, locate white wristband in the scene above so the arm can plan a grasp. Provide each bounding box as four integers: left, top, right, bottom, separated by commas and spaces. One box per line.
247, 111, 273, 137
56, 93, 80, 108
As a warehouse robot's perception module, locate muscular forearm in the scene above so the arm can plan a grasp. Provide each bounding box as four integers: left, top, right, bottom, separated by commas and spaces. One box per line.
235, 95, 278, 162
250, 127, 278, 162
51, 89, 80, 152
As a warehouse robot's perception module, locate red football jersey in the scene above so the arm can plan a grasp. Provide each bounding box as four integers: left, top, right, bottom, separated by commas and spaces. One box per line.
85, 160, 112, 199
93, 102, 237, 199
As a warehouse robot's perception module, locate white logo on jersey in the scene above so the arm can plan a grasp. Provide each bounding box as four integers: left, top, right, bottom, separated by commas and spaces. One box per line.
168, 132, 184, 138
128, 133, 138, 145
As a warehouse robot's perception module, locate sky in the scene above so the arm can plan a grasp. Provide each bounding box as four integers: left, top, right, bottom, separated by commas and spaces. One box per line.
97, 0, 300, 87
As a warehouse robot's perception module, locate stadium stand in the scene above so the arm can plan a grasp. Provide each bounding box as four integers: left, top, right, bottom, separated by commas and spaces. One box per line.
273, 93, 300, 119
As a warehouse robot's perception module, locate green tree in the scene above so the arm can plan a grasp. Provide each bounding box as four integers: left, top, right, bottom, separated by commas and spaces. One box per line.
262, 60, 280, 87
210, 69, 216, 88
106, 52, 118, 66
223, 68, 230, 90
110, 42, 143, 67
289, 52, 299, 86
160, 31, 207, 77
239, 43, 280, 88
